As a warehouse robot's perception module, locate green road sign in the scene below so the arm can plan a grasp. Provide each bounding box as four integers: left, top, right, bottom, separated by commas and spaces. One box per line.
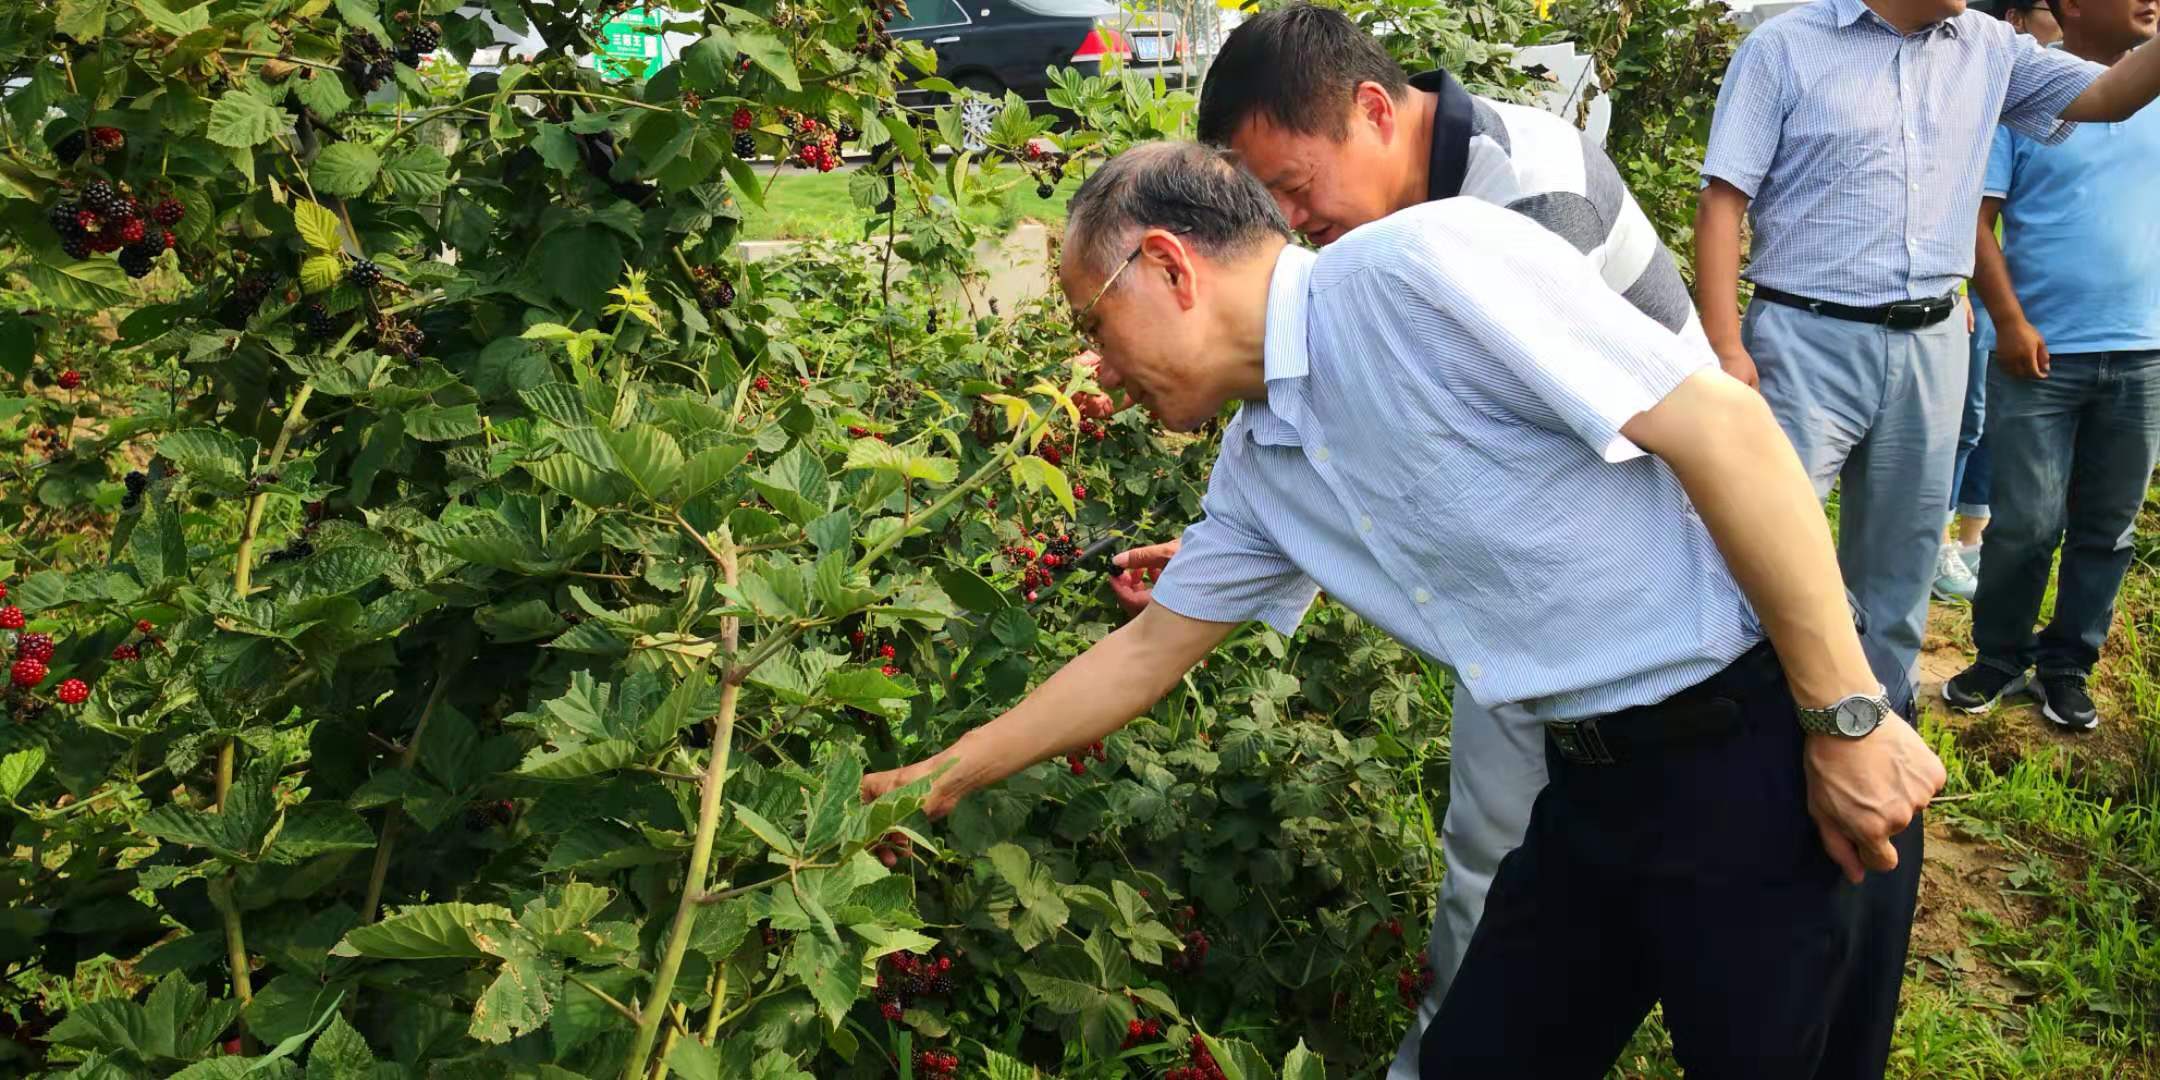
592, 7, 671, 79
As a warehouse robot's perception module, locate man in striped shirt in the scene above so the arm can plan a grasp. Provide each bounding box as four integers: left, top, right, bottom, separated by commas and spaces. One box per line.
866, 142, 1946, 1078
1696, 0, 2160, 706
1097, 11, 1708, 1064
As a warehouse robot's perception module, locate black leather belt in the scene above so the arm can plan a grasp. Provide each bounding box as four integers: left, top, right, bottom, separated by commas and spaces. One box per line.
1754, 286, 1959, 331
1545, 641, 1783, 767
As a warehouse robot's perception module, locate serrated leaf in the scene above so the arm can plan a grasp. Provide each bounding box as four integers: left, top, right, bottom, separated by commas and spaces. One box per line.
159, 429, 249, 484
821, 669, 911, 719
730, 803, 798, 858
519, 739, 640, 781
309, 143, 381, 197
1280, 1040, 1325, 1080
294, 72, 353, 119
785, 933, 860, 1029
207, 92, 283, 148
0, 748, 45, 801
802, 747, 863, 853
1010, 454, 1075, 515
331, 902, 512, 959
332, 0, 388, 40
525, 451, 632, 507
732, 29, 799, 90
304, 1013, 374, 1080
404, 403, 482, 441
22, 257, 131, 309
294, 201, 342, 253
608, 423, 685, 500
469, 944, 557, 1044
380, 146, 451, 198
299, 254, 341, 294
135, 0, 209, 35
56, 0, 111, 41
266, 802, 375, 864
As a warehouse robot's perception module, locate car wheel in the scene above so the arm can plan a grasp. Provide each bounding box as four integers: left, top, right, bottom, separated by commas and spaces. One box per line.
953, 74, 1002, 153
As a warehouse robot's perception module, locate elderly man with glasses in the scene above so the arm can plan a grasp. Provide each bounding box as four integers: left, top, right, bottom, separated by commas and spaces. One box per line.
865, 142, 1945, 1079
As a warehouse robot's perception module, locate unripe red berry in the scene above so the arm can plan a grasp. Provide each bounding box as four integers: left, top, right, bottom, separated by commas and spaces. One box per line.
55, 678, 89, 705
112, 644, 139, 661
16, 633, 54, 663
57, 370, 83, 390
880, 664, 898, 677
0, 607, 23, 630
1072, 485, 1086, 499
135, 619, 154, 633
1025, 590, 1038, 603
0, 583, 8, 601
753, 375, 770, 392
879, 643, 895, 659
11, 658, 47, 688
880, 1001, 903, 1021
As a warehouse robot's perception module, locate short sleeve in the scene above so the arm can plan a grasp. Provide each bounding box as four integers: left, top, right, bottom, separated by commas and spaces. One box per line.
1982, 125, 2016, 199
1700, 32, 1793, 198
1395, 203, 1717, 463
1148, 444, 1318, 636
1999, 33, 2104, 145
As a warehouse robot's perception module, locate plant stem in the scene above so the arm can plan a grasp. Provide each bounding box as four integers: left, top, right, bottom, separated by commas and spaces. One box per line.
209, 877, 254, 1006
359, 632, 468, 923
698, 966, 728, 1044
233, 380, 319, 598
622, 528, 741, 1079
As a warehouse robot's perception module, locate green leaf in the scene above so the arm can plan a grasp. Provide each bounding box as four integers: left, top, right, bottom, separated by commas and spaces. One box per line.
803, 746, 863, 853
689, 899, 752, 960
733, 29, 800, 90
403, 403, 483, 441
135, 0, 209, 34
380, 146, 451, 198
299, 254, 342, 294
56, 0, 110, 40
1011, 454, 1075, 515
294, 201, 343, 254
332, 0, 389, 40
207, 92, 283, 148
294, 71, 353, 119
786, 933, 861, 1029
469, 942, 557, 1044
518, 739, 640, 781
330, 902, 512, 959
608, 424, 686, 500
934, 564, 1009, 614
820, 669, 911, 719
1280, 1040, 1325, 1080
526, 451, 633, 508
21, 257, 131, 309
533, 123, 582, 174
304, 1014, 375, 1080
309, 143, 381, 197
532, 226, 623, 311
844, 439, 958, 484
159, 428, 249, 484
266, 803, 375, 864
0, 748, 45, 801
729, 803, 798, 858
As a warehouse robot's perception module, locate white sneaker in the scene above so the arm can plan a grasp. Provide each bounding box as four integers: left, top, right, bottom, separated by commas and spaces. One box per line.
1932, 543, 1978, 602
1960, 543, 1982, 578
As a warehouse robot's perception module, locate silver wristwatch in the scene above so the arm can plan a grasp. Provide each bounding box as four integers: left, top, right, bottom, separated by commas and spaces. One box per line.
1796, 688, 1892, 738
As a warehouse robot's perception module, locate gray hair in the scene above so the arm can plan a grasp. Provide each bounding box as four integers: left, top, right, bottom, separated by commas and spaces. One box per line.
1064, 141, 1292, 286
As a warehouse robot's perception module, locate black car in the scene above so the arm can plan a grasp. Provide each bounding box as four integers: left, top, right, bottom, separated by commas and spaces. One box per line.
890, 0, 1191, 141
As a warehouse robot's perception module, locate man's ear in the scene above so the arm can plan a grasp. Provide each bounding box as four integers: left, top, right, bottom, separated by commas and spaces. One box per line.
1140, 229, 1201, 311
1354, 81, 1399, 142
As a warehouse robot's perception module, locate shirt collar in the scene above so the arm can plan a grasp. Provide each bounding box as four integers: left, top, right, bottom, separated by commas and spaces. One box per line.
1834, 0, 1961, 37
1406, 68, 1476, 200
1245, 243, 1318, 447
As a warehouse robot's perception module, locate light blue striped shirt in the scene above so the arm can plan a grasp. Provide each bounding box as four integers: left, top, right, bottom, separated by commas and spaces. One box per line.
1150, 200, 1766, 722
1702, 0, 2101, 307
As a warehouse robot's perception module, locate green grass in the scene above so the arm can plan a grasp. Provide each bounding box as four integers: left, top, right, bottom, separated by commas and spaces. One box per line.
733, 169, 1082, 242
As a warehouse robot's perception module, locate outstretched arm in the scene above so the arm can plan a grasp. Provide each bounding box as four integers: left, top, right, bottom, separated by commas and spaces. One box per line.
2062, 40, 2160, 122
860, 603, 1235, 817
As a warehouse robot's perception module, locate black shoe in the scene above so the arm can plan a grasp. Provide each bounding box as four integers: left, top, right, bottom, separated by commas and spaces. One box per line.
1942, 663, 2029, 713
2037, 674, 2098, 732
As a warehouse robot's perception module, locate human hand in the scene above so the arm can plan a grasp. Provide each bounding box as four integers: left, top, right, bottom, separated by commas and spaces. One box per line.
1716, 344, 1760, 390
1108, 540, 1179, 617
861, 749, 969, 820
1965, 294, 1976, 335
1994, 319, 2051, 380
1802, 717, 1946, 884
1072, 350, 1120, 418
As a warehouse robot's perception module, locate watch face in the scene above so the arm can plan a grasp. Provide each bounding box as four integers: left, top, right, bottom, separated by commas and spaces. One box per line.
1836, 698, 1879, 737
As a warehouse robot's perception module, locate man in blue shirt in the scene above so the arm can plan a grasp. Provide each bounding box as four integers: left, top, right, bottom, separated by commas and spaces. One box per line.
866, 143, 1946, 1078
1695, 0, 2160, 705
1943, 0, 2160, 730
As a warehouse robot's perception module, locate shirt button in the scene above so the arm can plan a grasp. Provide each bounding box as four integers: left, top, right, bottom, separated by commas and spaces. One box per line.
1314, 447, 1331, 463
1358, 514, 1373, 533
1413, 588, 1431, 605
1466, 664, 1484, 680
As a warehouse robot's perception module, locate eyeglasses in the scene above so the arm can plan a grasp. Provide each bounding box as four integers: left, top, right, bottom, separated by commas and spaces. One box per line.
1070, 244, 1146, 348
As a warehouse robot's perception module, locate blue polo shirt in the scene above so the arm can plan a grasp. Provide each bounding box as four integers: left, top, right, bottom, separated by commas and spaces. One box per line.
1984, 89, 2160, 355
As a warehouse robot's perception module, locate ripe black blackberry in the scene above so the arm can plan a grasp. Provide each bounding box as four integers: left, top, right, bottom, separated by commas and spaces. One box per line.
118, 244, 158, 279
712, 277, 735, 309
52, 130, 86, 164
133, 228, 168, 255
836, 121, 860, 143
150, 199, 184, 226
122, 470, 148, 510
402, 22, 439, 54
733, 132, 757, 158
347, 258, 384, 288
299, 302, 338, 339
1036, 182, 1054, 199
47, 201, 83, 238
62, 236, 93, 260
233, 273, 273, 309
265, 537, 315, 564
82, 180, 125, 219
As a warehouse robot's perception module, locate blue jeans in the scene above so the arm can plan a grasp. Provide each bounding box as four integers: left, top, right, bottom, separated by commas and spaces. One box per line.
1950, 335, 1992, 518
1973, 351, 2160, 678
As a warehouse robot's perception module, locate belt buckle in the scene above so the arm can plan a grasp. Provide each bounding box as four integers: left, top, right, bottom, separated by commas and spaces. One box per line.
1548, 718, 1616, 766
